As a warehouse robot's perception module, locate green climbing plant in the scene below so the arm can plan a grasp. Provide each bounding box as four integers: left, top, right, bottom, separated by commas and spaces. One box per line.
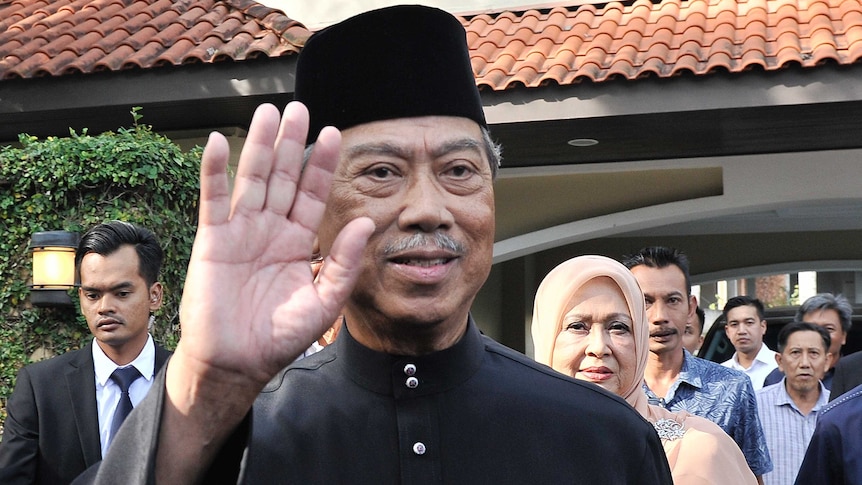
0, 108, 201, 425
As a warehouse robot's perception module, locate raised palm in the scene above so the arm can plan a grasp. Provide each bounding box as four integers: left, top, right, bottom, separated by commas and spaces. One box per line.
175, 102, 373, 386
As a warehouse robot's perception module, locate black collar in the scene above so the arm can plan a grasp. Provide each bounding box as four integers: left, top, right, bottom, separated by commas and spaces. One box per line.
335, 316, 485, 398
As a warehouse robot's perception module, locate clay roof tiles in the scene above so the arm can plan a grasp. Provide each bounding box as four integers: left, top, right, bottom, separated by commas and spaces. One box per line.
0, 0, 309, 79
1, 0, 861, 87
465, 0, 862, 89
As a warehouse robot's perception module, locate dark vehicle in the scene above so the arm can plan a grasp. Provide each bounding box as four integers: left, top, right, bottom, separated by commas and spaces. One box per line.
699, 306, 862, 363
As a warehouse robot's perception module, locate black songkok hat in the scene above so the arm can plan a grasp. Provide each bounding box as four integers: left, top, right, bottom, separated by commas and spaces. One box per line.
295, 4, 487, 145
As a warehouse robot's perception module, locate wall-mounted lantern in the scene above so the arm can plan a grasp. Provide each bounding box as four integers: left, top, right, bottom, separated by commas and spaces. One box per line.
29, 231, 80, 307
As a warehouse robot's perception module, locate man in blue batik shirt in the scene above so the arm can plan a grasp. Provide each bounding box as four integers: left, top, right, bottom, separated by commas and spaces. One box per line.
623, 246, 772, 484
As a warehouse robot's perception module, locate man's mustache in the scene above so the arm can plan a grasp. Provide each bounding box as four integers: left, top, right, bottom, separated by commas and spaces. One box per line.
383, 232, 465, 255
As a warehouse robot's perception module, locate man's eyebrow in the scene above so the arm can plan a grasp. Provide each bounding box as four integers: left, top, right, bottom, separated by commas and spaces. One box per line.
80, 281, 135, 293
429, 138, 483, 159
345, 138, 483, 160
641, 289, 683, 298
345, 142, 410, 160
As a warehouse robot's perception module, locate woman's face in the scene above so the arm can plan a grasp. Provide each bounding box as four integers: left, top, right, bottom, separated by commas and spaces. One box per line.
551, 277, 637, 397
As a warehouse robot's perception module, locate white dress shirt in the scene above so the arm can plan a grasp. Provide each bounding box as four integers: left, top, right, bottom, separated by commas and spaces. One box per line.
92, 335, 156, 456
722, 343, 779, 391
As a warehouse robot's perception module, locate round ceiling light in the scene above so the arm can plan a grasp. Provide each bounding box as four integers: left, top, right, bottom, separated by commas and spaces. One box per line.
567, 138, 599, 147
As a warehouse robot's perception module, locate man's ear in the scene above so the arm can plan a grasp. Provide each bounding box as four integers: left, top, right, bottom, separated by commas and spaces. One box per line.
688, 294, 698, 321
149, 282, 163, 311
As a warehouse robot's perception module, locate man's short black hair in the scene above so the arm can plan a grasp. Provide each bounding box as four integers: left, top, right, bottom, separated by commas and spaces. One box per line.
722, 295, 766, 322
777, 321, 831, 354
75, 221, 163, 286
621, 246, 692, 296
693, 306, 706, 333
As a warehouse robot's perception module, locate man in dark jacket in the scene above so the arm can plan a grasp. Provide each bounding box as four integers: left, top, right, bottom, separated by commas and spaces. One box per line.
0, 221, 172, 484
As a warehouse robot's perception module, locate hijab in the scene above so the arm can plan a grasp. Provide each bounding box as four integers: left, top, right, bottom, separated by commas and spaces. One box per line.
532, 256, 759, 484
531, 255, 651, 414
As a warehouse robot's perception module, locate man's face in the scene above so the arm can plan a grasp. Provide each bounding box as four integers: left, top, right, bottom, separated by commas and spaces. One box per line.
318, 116, 495, 331
630, 265, 695, 356
802, 308, 846, 366
777, 330, 832, 396
78, 245, 161, 355
682, 322, 703, 354
724, 304, 766, 356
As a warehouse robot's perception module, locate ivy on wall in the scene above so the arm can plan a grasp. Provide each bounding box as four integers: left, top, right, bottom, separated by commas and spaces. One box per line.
0, 108, 201, 424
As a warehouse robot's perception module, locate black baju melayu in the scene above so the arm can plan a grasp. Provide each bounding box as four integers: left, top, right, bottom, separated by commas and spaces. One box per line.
82, 318, 672, 484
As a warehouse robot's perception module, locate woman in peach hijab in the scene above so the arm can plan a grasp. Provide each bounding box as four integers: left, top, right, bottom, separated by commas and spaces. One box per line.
532, 255, 757, 485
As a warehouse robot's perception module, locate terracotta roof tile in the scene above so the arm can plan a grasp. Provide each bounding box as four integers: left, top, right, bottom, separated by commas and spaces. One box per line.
3, 0, 862, 89
95, 44, 138, 71
462, 0, 862, 89
0, 0, 308, 80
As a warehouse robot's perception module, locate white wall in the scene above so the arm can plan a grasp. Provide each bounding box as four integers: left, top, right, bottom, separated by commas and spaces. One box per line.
263, 1, 593, 28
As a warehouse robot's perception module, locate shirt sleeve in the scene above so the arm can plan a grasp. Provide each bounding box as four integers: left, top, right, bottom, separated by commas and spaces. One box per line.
0, 367, 39, 484
732, 377, 774, 476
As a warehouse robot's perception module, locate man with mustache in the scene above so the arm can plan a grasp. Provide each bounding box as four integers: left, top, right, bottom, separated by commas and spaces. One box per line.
79, 5, 671, 484
623, 246, 772, 484
0, 221, 171, 484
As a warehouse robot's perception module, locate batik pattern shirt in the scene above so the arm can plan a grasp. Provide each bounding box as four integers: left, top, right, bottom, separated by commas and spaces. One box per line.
644, 349, 773, 476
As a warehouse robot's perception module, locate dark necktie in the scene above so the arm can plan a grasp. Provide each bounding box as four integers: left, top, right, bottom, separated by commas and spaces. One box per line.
109, 366, 142, 446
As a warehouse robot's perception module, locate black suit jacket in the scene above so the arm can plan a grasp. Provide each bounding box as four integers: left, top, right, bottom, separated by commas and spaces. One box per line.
0, 341, 171, 484
830, 350, 862, 401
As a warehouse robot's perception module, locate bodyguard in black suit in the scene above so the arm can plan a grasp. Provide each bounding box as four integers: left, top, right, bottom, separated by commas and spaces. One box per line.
0, 221, 172, 484
830, 351, 862, 401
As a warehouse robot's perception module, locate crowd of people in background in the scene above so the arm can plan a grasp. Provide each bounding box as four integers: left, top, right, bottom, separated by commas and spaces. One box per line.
0, 4, 860, 484
534, 246, 862, 485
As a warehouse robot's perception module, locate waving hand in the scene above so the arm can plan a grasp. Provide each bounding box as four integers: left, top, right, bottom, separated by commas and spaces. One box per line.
155, 102, 373, 482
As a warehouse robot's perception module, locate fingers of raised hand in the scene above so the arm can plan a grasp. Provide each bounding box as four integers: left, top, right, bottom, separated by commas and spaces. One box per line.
220, 102, 338, 240
229, 104, 282, 218
314, 217, 375, 319
199, 131, 232, 226
287, 126, 342, 234
230, 103, 316, 220
266, 102, 315, 217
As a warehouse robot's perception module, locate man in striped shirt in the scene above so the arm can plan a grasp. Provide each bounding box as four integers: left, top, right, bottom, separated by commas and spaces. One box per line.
756, 321, 833, 485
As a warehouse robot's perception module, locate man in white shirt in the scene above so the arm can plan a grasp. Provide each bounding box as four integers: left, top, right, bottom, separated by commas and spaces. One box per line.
0, 221, 172, 484
722, 296, 778, 390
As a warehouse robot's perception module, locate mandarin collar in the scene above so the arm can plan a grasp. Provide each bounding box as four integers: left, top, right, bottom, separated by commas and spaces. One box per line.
335, 316, 485, 397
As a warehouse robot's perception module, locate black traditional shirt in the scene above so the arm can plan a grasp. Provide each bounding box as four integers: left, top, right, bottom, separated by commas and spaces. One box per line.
81, 318, 672, 484
245, 319, 671, 483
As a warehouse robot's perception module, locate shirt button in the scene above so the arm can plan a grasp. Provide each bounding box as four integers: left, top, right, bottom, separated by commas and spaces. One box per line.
412, 442, 426, 455
406, 376, 419, 388
403, 363, 417, 376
